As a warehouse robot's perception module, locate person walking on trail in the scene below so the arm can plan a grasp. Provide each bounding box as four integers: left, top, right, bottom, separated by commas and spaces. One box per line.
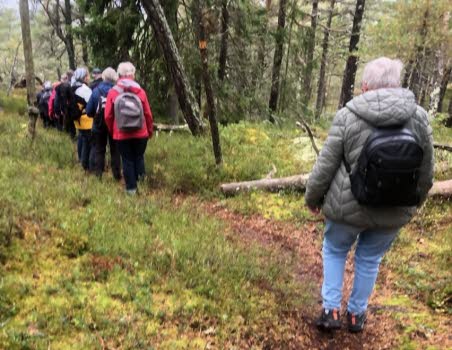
48, 81, 60, 129
104, 62, 154, 195
71, 68, 93, 171
86, 67, 121, 180
54, 70, 76, 137
305, 57, 434, 333
89, 68, 103, 91
36, 81, 53, 128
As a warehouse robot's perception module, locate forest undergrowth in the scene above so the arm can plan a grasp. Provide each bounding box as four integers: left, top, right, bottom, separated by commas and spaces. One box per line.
0, 99, 451, 349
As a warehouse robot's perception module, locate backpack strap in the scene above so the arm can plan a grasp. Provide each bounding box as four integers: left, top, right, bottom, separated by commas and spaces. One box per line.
113, 85, 124, 94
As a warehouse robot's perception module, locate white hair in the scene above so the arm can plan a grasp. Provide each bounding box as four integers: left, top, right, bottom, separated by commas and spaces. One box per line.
117, 62, 136, 78
102, 67, 118, 83
362, 57, 403, 90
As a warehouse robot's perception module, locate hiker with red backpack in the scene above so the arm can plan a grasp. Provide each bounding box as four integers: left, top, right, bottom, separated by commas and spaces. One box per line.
86, 67, 121, 180
104, 62, 154, 194
305, 57, 434, 333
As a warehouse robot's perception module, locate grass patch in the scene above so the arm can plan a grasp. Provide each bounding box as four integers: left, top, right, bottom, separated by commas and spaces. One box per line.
386, 199, 452, 314
0, 111, 311, 348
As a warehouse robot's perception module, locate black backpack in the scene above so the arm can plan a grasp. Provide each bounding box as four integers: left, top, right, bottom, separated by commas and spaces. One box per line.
94, 91, 108, 131
55, 83, 81, 122
344, 126, 424, 207
38, 89, 52, 116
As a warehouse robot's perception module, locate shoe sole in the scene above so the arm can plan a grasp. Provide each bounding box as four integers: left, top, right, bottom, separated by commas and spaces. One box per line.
316, 323, 341, 332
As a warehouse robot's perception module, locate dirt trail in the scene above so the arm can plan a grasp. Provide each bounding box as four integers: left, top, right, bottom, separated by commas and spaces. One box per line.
198, 200, 402, 350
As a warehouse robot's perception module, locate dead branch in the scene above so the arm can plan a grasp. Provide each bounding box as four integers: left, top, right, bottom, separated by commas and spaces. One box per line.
296, 119, 320, 156
434, 143, 452, 152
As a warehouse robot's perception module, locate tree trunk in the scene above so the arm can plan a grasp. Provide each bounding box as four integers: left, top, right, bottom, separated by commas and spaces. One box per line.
221, 174, 310, 195
268, 0, 288, 122
302, 0, 319, 104
218, 0, 229, 82
198, 4, 222, 165
446, 98, 452, 127
220, 174, 452, 199
437, 65, 451, 113
6, 42, 21, 97
409, 6, 429, 102
141, 0, 204, 136
402, 59, 413, 88
79, 16, 89, 66
338, 0, 366, 108
19, 0, 38, 139
315, 0, 335, 119
167, 86, 179, 124
64, 0, 76, 70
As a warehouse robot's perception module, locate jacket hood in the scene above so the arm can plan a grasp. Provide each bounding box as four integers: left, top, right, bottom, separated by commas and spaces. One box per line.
346, 88, 417, 127
117, 78, 141, 94
98, 81, 113, 95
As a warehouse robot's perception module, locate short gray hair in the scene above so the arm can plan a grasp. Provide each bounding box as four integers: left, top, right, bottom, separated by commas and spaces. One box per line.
102, 67, 118, 83
362, 57, 403, 90
117, 62, 136, 78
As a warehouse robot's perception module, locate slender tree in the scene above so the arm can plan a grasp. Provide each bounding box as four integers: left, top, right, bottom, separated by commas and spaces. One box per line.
197, 4, 222, 164
302, 0, 319, 104
402, 59, 413, 88
141, 0, 204, 135
19, 0, 38, 139
268, 0, 288, 122
218, 0, 229, 82
38, 0, 76, 70
315, 0, 335, 118
409, 5, 429, 102
437, 65, 451, 113
338, 0, 365, 108
64, 0, 76, 69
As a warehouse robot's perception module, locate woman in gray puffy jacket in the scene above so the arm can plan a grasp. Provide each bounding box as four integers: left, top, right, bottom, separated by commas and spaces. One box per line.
305, 57, 434, 333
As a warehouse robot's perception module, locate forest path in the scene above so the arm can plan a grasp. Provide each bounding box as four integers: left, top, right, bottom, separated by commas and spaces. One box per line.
175, 195, 404, 350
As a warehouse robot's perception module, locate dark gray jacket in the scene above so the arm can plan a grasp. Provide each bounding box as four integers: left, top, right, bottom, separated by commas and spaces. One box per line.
305, 88, 434, 229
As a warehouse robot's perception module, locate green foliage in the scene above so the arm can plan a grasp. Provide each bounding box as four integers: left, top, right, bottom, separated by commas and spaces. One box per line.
0, 111, 309, 348
0, 92, 27, 115
148, 122, 313, 195
387, 200, 452, 314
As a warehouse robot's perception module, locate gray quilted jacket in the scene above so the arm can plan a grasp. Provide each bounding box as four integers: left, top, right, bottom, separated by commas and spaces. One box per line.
305, 88, 434, 229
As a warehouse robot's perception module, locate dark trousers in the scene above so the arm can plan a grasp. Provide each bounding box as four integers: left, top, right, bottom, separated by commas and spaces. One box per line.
93, 130, 121, 179
78, 130, 93, 171
117, 138, 148, 190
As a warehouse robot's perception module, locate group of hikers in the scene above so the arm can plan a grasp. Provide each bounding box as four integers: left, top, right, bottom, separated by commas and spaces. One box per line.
35, 57, 435, 335
36, 62, 154, 194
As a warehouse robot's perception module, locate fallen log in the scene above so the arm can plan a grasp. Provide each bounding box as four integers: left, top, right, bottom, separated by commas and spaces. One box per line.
220, 174, 452, 199
220, 174, 310, 195
428, 179, 452, 199
434, 143, 452, 152
154, 123, 189, 132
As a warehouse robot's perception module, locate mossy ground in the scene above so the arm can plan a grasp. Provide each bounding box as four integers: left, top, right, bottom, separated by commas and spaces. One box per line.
0, 95, 451, 349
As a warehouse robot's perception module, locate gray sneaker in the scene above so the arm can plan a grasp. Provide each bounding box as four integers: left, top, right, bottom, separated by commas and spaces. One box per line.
126, 188, 137, 195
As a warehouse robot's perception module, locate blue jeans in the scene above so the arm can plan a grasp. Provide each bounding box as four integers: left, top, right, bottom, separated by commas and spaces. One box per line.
322, 220, 398, 314
117, 138, 148, 191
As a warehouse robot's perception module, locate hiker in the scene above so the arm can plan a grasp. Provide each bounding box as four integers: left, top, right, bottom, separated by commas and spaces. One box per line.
86, 67, 121, 180
71, 68, 93, 171
89, 68, 103, 91
104, 62, 154, 194
305, 57, 434, 333
48, 81, 60, 129
36, 81, 53, 128
54, 70, 77, 137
